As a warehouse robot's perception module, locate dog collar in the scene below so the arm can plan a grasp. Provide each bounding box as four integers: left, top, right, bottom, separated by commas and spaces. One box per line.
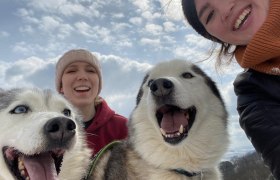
172, 168, 201, 177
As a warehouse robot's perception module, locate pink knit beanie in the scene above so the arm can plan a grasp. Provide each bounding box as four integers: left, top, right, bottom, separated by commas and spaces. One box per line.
55, 49, 102, 94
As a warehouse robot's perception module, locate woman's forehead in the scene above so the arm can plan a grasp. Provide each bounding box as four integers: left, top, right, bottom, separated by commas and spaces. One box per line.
67, 61, 94, 68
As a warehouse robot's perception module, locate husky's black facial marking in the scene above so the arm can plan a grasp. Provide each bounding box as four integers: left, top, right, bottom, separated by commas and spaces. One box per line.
0, 89, 20, 111
191, 65, 224, 104
136, 74, 149, 106
191, 65, 228, 126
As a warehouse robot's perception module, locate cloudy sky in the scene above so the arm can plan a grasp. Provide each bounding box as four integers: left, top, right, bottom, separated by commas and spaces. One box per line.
0, 0, 254, 160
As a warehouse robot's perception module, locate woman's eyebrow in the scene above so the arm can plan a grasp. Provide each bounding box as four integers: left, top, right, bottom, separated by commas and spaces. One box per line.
198, 3, 209, 19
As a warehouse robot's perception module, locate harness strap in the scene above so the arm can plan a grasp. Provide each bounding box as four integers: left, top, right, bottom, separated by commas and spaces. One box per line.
172, 168, 201, 177
83, 140, 121, 180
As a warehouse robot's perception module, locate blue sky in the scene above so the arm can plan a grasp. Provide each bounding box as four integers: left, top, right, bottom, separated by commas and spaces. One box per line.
0, 0, 254, 160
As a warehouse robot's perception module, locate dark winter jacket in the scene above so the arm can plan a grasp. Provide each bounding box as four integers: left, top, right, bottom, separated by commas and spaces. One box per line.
85, 100, 128, 155
234, 69, 280, 179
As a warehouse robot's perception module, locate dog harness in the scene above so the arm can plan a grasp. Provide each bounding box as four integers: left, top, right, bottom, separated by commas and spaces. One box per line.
83, 140, 121, 180
172, 168, 201, 177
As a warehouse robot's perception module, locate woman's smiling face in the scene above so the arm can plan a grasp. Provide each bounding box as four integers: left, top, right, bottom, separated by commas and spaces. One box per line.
195, 0, 270, 45
60, 61, 99, 108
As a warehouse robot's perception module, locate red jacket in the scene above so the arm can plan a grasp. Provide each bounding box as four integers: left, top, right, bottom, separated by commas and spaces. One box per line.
85, 100, 128, 155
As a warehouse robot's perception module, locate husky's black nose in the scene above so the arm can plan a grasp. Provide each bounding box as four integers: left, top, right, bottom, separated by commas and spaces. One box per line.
150, 78, 173, 97
44, 117, 76, 145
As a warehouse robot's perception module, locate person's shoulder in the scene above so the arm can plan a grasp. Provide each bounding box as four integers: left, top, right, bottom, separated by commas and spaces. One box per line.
112, 113, 128, 122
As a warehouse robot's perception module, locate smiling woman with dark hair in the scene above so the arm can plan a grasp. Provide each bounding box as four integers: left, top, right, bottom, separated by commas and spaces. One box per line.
181, 0, 280, 179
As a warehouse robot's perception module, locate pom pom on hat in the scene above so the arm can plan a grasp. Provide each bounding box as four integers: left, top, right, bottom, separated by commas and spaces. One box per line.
55, 49, 102, 94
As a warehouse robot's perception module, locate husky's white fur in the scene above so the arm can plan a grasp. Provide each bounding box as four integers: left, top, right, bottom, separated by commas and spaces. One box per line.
0, 88, 91, 180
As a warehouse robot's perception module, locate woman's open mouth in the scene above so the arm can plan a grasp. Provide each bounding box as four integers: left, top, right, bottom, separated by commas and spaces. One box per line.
233, 5, 252, 31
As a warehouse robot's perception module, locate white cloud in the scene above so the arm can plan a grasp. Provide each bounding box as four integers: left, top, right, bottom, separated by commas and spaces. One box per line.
17, 8, 39, 24
19, 25, 34, 34
159, 0, 184, 21
140, 38, 161, 47
131, 0, 150, 11
185, 34, 212, 49
39, 16, 61, 32
26, 0, 101, 18
0, 31, 9, 38
129, 17, 143, 26
111, 22, 132, 32
145, 23, 163, 35
141, 11, 161, 20
163, 21, 176, 32
112, 13, 125, 19
74, 22, 96, 38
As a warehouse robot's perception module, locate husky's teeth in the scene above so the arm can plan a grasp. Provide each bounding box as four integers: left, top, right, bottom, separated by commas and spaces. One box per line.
18, 160, 24, 171
179, 125, 184, 134
20, 170, 25, 176
160, 128, 166, 136
18, 158, 25, 171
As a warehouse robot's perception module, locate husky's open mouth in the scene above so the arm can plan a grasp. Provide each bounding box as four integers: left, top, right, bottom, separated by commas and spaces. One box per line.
156, 105, 196, 144
3, 146, 64, 180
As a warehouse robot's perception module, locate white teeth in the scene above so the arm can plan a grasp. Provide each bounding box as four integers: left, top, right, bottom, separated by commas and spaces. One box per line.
161, 125, 184, 138
20, 170, 25, 176
18, 157, 29, 179
18, 159, 25, 171
75, 86, 90, 91
160, 128, 166, 136
179, 125, 184, 134
234, 8, 251, 30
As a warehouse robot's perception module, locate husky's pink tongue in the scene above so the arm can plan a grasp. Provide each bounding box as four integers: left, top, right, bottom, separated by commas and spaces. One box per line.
23, 153, 58, 180
161, 111, 188, 133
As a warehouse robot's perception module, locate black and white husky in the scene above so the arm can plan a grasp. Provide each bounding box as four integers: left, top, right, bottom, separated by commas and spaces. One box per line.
89, 60, 229, 180
0, 88, 91, 180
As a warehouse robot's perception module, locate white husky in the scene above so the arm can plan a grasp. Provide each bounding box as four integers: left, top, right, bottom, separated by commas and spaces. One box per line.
89, 60, 229, 180
0, 88, 91, 180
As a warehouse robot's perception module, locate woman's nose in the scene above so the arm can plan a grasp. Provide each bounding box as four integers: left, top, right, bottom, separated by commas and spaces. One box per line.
217, 0, 234, 21
77, 71, 88, 80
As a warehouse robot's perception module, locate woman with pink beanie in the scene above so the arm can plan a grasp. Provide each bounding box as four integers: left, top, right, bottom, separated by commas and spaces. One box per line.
55, 49, 128, 155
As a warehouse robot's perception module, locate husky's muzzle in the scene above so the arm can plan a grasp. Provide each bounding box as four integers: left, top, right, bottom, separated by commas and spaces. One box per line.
3, 117, 76, 180
149, 78, 196, 145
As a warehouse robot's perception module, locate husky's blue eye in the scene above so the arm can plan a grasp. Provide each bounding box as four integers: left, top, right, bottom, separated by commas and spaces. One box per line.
63, 109, 71, 117
10, 105, 29, 114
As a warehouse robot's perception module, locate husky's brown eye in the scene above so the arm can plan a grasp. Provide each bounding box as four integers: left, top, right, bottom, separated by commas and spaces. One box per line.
10, 105, 29, 114
63, 109, 71, 117
182, 72, 194, 79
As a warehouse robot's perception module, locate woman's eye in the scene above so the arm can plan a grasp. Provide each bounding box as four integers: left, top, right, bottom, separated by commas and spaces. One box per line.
67, 70, 76, 73
87, 69, 96, 73
10, 105, 29, 114
206, 10, 214, 24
